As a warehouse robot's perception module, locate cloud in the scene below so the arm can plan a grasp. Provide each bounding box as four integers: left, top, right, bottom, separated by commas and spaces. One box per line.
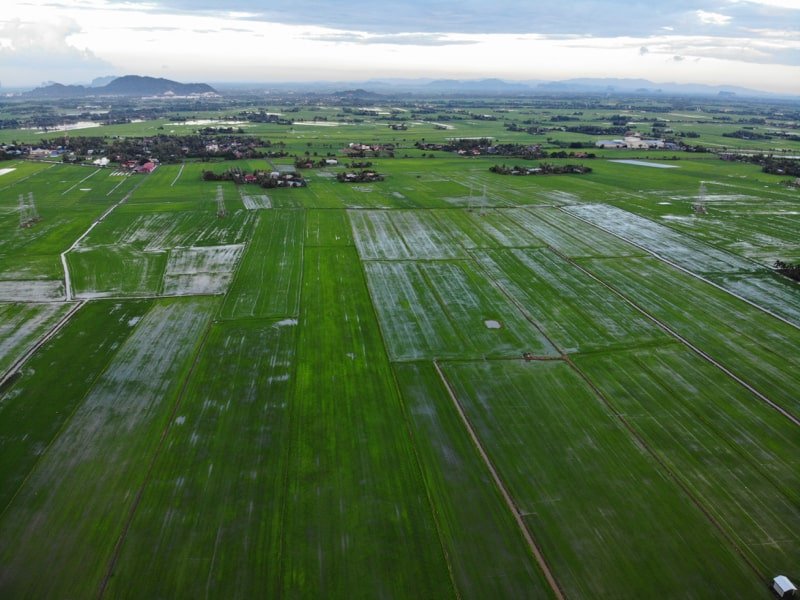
90, 0, 744, 36
0, 16, 82, 51
673, 55, 686, 61
733, 0, 800, 8
695, 10, 733, 25
304, 32, 478, 46
2, 0, 798, 93
0, 16, 113, 85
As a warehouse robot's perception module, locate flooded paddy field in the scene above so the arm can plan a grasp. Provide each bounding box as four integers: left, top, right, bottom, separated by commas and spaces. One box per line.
1, 99, 798, 598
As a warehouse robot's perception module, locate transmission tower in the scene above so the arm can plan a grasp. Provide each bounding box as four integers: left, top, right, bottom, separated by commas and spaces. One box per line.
28, 192, 40, 221
693, 182, 708, 215
19, 192, 41, 228
216, 185, 227, 218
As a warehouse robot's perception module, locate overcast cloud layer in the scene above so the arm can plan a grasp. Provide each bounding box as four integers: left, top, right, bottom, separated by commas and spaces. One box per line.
1, 0, 798, 93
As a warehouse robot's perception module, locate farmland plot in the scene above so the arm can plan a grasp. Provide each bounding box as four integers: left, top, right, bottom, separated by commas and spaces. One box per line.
400, 178, 511, 208
388, 210, 467, 259
708, 272, 800, 328
427, 209, 504, 249
0, 279, 64, 301
220, 211, 304, 318
570, 203, 800, 321
565, 203, 761, 274
658, 202, 800, 264
0, 301, 73, 375
466, 209, 544, 248
0, 300, 153, 509
510, 207, 645, 258
580, 257, 800, 419
0, 297, 217, 599
441, 359, 764, 598
348, 210, 413, 260
82, 210, 253, 251
394, 362, 555, 598
304, 209, 352, 246
240, 192, 272, 210
363, 261, 464, 360
475, 248, 669, 353
283, 247, 453, 597
105, 320, 296, 598
574, 345, 800, 576
420, 261, 557, 358
68, 246, 166, 298
162, 244, 244, 296
364, 260, 556, 360
0, 206, 105, 257
0, 252, 65, 281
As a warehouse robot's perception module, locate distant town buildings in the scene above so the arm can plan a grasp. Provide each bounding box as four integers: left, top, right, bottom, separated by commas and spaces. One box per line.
596, 135, 666, 149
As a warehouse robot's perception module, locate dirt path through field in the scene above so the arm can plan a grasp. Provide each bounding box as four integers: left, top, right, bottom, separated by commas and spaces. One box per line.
170, 162, 185, 187
433, 360, 565, 600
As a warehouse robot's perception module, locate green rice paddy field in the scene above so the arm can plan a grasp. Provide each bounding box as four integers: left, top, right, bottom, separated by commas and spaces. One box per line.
0, 107, 798, 598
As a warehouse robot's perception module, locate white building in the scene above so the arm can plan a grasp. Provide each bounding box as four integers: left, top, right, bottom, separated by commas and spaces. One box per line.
773, 576, 797, 598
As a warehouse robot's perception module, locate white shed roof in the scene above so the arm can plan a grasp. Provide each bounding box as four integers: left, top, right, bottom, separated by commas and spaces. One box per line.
774, 575, 797, 594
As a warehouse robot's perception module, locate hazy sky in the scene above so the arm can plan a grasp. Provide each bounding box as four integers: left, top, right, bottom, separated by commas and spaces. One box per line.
2, 0, 799, 92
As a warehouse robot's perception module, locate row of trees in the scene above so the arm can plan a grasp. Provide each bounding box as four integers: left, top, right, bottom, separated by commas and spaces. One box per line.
202, 168, 306, 188
774, 260, 800, 282
489, 163, 592, 175
337, 170, 384, 183
22, 133, 280, 164
721, 154, 800, 177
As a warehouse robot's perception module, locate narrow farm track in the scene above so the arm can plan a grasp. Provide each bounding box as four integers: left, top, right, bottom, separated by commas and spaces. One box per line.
61, 167, 101, 196
105, 175, 129, 197
433, 360, 566, 600
170, 162, 185, 187
554, 249, 800, 427
61, 173, 150, 301
0, 300, 85, 389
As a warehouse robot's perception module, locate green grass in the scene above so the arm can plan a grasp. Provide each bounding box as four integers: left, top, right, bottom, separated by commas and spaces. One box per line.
104, 319, 297, 598
474, 248, 669, 353
0, 98, 797, 598
220, 211, 304, 319
364, 259, 557, 360
573, 344, 800, 578
0, 299, 153, 509
283, 246, 454, 597
0, 301, 73, 374
441, 358, 765, 598
304, 208, 353, 246
67, 246, 167, 297
579, 256, 800, 420
394, 361, 556, 598
0, 296, 217, 598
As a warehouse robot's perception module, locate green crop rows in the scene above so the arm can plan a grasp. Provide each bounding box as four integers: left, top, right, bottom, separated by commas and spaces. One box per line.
1, 99, 798, 598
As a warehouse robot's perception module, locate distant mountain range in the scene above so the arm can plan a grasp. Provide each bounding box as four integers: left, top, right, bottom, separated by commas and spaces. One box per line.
216, 77, 790, 98
25, 76, 217, 98
17, 75, 792, 99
